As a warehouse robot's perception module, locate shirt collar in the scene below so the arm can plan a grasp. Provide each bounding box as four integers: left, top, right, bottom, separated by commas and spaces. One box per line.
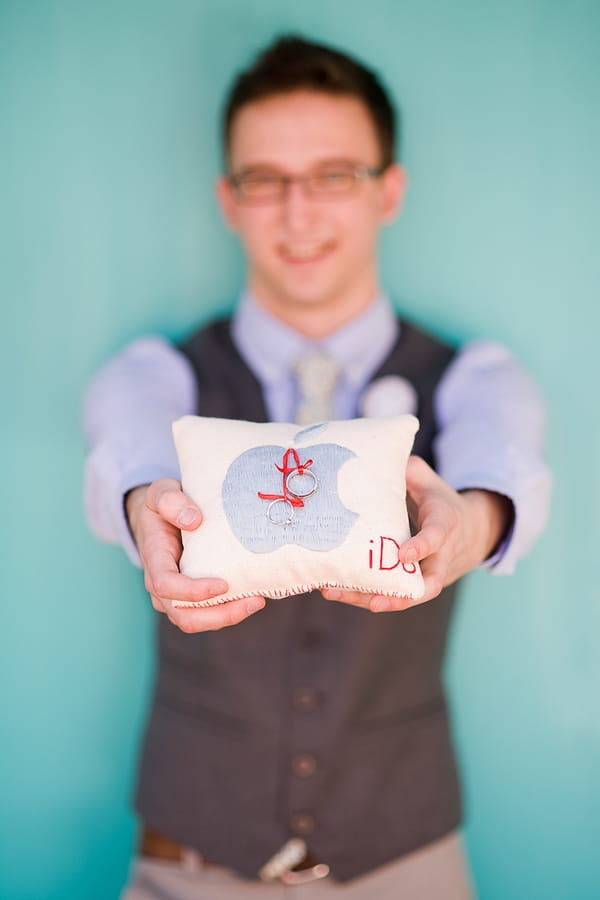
231, 290, 399, 388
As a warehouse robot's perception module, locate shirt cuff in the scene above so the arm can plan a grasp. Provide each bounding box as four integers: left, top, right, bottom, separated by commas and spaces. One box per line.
84, 453, 179, 567
447, 470, 551, 575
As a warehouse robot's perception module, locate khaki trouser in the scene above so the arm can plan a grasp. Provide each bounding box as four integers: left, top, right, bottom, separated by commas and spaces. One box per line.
121, 830, 475, 899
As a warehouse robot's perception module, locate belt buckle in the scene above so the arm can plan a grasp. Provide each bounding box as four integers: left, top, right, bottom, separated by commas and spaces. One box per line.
279, 863, 331, 886
258, 838, 330, 885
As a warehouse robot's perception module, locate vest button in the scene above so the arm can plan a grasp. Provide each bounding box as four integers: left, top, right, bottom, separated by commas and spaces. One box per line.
291, 753, 317, 777
290, 812, 316, 836
300, 629, 324, 648
292, 686, 320, 711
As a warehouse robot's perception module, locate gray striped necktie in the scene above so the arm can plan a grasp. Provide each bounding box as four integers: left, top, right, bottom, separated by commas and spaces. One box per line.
293, 350, 341, 425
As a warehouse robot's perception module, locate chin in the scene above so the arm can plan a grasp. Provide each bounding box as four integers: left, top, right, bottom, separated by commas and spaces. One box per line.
279, 275, 344, 308
282, 290, 339, 311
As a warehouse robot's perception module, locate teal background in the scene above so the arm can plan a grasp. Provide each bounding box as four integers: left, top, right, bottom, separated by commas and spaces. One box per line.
1, 1, 598, 898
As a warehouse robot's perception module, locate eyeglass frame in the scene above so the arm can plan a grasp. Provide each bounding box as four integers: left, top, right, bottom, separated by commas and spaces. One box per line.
226, 161, 388, 205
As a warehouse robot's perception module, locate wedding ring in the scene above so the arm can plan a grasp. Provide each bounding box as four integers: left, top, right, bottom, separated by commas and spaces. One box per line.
285, 469, 318, 499
267, 498, 295, 526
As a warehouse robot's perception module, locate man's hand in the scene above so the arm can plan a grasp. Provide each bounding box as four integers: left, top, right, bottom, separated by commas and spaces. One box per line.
126, 478, 265, 632
321, 455, 512, 613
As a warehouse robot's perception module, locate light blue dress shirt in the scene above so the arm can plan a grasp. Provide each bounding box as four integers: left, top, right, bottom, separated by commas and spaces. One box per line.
83, 293, 551, 573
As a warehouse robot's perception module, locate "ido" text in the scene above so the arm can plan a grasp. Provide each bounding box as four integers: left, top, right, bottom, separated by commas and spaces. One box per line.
368, 536, 417, 573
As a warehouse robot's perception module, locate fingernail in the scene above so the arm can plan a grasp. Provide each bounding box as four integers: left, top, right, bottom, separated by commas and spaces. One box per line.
178, 507, 198, 527
404, 548, 417, 564
246, 597, 265, 614
371, 595, 391, 612
325, 590, 341, 601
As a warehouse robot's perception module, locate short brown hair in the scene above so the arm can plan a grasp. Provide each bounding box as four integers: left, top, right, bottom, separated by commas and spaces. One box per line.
222, 35, 398, 168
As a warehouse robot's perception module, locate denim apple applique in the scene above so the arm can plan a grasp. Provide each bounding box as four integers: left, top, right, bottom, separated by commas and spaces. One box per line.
222, 425, 358, 553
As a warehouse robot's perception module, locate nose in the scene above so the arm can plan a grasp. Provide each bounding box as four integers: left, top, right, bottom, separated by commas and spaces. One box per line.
280, 179, 316, 231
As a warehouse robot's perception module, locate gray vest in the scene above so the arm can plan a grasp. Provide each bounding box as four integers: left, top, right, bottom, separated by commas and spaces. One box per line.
135, 317, 460, 882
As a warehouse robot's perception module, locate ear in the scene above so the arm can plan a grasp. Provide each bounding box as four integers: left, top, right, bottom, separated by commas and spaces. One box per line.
215, 176, 241, 232
378, 164, 408, 224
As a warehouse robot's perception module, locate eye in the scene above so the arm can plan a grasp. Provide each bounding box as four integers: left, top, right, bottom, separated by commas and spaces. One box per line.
311, 168, 355, 191
239, 172, 282, 194
247, 174, 280, 185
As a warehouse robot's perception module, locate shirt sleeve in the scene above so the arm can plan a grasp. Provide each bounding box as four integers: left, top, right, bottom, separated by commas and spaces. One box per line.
434, 339, 552, 574
82, 336, 197, 565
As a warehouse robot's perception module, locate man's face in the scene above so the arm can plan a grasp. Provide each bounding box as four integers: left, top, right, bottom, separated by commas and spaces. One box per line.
217, 91, 405, 335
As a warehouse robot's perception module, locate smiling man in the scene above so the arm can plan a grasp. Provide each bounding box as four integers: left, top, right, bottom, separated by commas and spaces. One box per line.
83, 35, 551, 899
218, 90, 403, 337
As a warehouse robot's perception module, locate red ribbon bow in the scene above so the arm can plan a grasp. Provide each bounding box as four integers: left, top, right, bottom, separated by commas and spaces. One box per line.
257, 448, 314, 508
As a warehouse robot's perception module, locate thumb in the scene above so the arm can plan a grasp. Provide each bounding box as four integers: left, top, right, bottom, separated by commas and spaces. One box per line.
405, 455, 443, 505
145, 477, 203, 530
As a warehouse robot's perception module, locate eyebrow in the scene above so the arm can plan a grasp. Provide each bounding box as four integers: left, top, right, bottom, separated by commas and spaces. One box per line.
232, 157, 363, 176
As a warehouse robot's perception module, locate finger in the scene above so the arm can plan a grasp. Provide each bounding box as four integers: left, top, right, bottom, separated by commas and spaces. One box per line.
141, 519, 185, 568
150, 569, 229, 606
369, 593, 415, 613
166, 595, 266, 633
142, 530, 228, 601
416, 551, 451, 604
145, 478, 202, 531
396, 514, 450, 565
321, 588, 373, 609
149, 593, 168, 614
321, 589, 415, 613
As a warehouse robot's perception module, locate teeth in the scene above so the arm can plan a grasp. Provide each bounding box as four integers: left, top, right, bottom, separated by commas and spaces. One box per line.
283, 244, 327, 260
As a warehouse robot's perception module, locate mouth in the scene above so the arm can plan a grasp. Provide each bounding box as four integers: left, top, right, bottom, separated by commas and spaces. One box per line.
278, 240, 335, 264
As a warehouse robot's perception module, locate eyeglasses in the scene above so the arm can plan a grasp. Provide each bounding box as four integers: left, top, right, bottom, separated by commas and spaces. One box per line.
228, 162, 386, 205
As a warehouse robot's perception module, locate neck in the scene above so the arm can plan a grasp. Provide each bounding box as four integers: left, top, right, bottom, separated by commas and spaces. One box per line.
249, 284, 380, 340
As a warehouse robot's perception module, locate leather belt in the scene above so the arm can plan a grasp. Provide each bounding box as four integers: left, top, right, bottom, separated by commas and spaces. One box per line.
140, 826, 330, 885
140, 826, 206, 870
